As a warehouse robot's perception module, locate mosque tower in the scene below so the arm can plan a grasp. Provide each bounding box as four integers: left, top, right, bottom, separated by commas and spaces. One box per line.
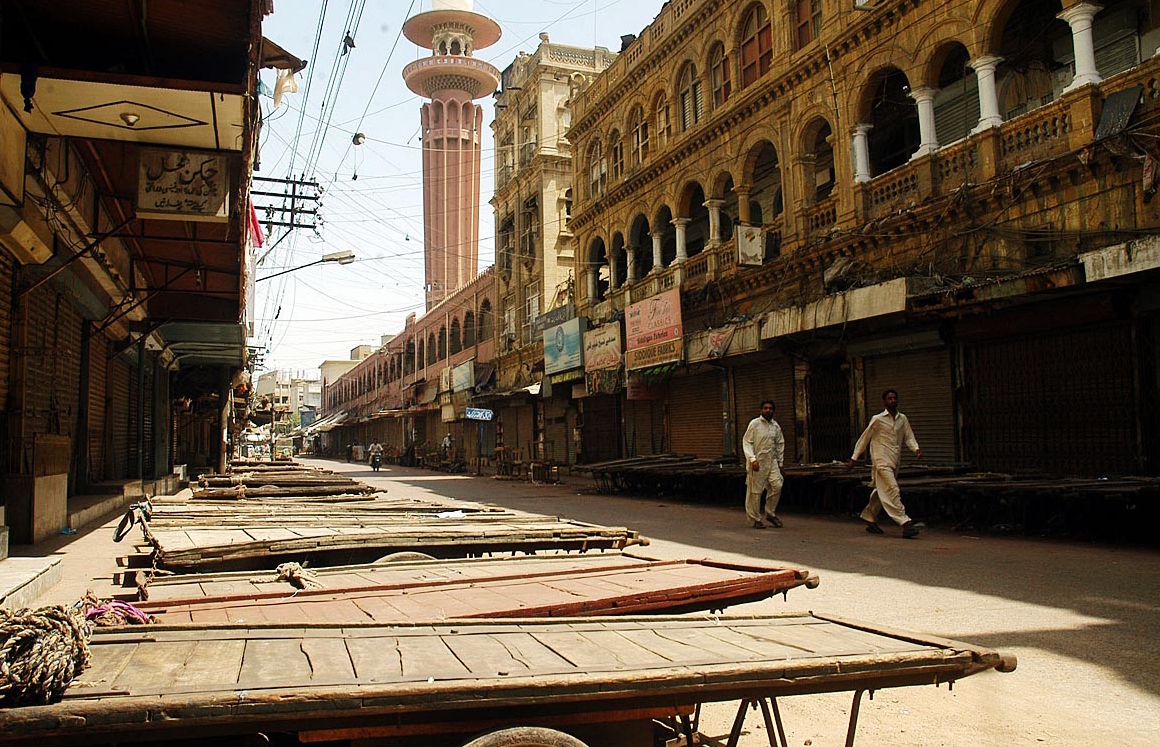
403, 0, 501, 310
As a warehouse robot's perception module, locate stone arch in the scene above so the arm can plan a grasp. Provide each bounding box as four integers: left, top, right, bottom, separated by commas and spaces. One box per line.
926, 40, 979, 146
858, 66, 919, 175
679, 181, 710, 257
587, 236, 610, 301
611, 232, 628, 288
629, 213, 653, 277
654, 204, 675, 266
798, 115, 836, 203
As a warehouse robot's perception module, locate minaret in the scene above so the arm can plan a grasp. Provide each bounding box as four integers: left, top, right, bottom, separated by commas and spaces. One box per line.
403, 0, 501, 310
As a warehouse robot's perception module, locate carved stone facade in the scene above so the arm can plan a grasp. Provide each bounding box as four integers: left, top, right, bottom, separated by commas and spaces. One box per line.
564, 0, 1160, 475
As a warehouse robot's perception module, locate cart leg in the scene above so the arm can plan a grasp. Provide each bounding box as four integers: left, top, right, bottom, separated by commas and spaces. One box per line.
844, 689, 866, 747
726, 699, 751, 746
758, 697, 788, 747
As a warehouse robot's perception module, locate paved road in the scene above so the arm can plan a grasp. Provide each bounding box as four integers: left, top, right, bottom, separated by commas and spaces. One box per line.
30, 459, 1160, 746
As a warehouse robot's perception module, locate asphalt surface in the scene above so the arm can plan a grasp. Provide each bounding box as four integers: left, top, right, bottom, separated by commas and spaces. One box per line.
27, 459, 1160, 747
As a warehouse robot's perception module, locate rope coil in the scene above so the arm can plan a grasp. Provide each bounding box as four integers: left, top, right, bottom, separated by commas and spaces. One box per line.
0, 605, 91, 707
273, 562, 322, 590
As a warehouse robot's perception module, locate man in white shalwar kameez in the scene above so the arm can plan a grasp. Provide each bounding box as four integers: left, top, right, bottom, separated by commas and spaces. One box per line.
849, 389, 923, 538
742, 399, 785, 529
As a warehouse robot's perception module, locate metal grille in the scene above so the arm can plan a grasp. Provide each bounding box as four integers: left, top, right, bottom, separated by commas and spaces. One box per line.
863, 347, 957, 464
668, 370, 726, 458
964, 323, 1138, 475
731, 358, 797, 463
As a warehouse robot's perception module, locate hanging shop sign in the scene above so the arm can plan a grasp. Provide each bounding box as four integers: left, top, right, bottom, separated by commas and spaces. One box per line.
625, 337, 683, 370
543, 317, 588, 375
137, 149, 229, 222
625, 287, 682, 351
583, 323, 622, 371
452, 360, 475, 392
533, 303, 575, 334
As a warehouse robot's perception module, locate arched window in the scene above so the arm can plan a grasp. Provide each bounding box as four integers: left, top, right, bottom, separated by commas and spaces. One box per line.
678, 63, 704, 131
450, 318, 462, 354
478, 299, 493, 342
463, 311, 476, 347
417, 339, 426, 370
609, 130, 624, 181
630, 105, 649, 165
654, 94, 671, 149
427, 333, 437, 366
438, 326, 448, 360
709, 43, 731, 107
793, 0, 821, 49
588, 140, 606, 198
740, 5, 772, 87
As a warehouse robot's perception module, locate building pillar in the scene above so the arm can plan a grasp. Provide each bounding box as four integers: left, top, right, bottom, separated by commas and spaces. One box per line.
651, 232, 663, 272
587, 266, 599, 301
735, 186, 752, 224
704, 198, 724, 245
852, 124, 873, 182
970, 55, 1005, 133
609, 250, 620, 289
1059, 3, 1103, 91
909, 87, 939, 158
672, 217, 689, 264
626, 245, 637, 283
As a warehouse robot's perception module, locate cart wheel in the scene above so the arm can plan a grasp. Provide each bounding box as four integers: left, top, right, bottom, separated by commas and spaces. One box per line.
461, 726, 589, 747
372, 551, 437, 564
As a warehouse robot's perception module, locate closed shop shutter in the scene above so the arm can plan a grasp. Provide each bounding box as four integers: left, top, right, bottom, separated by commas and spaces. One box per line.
153, 361, 170, 476
668, 369, 726, 458
21, 288, 83, 439
624, 397, 665, 456
498, 401, 535, 462
963, 322, 1137, 475
863, 347, 956, 465
87, 332, 109, 483
544, 396, 569, 463
731, 357, 797, 463
108, 356, 132, 479
142, 357, 155, 477
807, 359, 851, 463
580, 394, 620, 463
0, 256, 12, 407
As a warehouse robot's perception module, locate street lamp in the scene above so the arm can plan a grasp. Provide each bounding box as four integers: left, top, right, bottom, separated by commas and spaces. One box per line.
256, 250, 356, 282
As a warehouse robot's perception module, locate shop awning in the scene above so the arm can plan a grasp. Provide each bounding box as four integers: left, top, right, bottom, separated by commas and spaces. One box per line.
304, 410, 347, 435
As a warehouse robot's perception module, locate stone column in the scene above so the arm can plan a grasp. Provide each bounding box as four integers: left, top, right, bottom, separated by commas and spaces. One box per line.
651, 232, 663, 272
672, 217, 689, 264
704, 198, 724, 245
970, 55, 1005, 133
909, 87, 939, 158
609, 251, 620, 289
1059, 3, 1103, 91
587, 266, 599, 301
626, 245, 638, 283
735, 186, 752, 224
852, 124, 873, 182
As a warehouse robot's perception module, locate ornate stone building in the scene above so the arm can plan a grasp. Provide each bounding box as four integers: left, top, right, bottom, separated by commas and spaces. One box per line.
489, 36, 615, 465
567, 0, 1160, 474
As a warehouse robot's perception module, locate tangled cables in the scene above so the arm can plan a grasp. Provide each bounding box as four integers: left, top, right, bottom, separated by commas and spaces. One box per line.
0, 605, 91, 706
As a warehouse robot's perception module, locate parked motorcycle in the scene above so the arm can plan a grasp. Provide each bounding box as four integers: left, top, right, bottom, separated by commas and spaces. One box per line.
370, 452, 383, 471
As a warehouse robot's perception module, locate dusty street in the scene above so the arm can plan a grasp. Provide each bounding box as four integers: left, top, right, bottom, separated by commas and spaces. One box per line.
27, 459, 1160, 747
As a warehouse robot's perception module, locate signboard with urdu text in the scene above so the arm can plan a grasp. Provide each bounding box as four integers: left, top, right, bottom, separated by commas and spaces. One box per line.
137, 149, 229, 222
583, 323, 623, 371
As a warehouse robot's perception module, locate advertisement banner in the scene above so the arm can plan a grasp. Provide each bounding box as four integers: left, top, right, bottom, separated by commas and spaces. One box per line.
137, 149, 230, 222
543, 317, 587, 375
583, 323, 623, 371
624, 287, 682, 350
625, 337, 683, 370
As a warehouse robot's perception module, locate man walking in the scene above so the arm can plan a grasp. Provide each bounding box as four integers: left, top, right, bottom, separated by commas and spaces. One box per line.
848, 388, 923, 538
742, 399, 785, 529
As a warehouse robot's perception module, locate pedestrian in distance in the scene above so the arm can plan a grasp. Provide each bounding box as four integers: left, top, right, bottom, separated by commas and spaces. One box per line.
848, 388, 923, 538
742, 398, 785, 529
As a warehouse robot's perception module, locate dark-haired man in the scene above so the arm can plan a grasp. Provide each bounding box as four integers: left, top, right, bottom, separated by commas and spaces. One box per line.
742, 399, 785, 529
849, 389, 923, 538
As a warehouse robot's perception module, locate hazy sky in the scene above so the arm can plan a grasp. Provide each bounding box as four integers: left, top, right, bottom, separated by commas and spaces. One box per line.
253, 0, 662, 375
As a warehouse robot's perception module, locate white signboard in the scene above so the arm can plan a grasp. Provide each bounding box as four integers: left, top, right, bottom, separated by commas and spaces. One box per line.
138, 149, 229, 222
465, 407, 494, 421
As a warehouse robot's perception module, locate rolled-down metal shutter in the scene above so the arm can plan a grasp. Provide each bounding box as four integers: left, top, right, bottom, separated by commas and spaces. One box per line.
544, 396, 569, 463
668, 369, 726, 458
731, 357, 797, 464
86, 332, 109, 483
108, 356, 132, 479
0, 256, 12, 408
580, 394, 620, 463
624, 397, 665, 456
963, 322, 1137, 476
863, 346, 956, 465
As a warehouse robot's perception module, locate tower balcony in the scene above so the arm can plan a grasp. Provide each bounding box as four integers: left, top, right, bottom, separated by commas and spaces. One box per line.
402, 55, 501, 99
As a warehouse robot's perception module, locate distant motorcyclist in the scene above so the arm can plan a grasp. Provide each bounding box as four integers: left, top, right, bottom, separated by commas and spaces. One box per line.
369, 440, 384, 471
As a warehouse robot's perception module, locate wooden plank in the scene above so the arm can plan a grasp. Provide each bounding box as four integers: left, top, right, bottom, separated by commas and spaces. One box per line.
237, 636, 317, 690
